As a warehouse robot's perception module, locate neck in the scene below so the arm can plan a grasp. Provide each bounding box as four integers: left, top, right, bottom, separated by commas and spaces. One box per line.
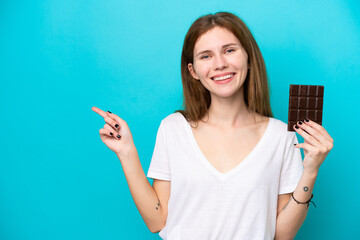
205, 88, 257, 128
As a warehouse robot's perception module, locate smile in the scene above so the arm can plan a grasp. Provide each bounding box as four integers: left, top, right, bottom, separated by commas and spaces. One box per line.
211, 73, 235, 84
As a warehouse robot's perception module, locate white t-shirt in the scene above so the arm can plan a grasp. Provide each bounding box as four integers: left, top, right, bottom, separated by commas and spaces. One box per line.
147, 112, 303, 240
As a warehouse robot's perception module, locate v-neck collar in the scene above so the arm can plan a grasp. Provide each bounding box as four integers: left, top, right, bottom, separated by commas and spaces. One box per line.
178, 113, 273, 182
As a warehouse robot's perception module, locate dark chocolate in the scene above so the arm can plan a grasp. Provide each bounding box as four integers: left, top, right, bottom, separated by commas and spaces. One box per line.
288, 84, 324, 131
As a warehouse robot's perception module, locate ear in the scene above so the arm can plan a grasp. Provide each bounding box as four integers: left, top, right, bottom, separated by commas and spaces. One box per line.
188, 63, 200, 80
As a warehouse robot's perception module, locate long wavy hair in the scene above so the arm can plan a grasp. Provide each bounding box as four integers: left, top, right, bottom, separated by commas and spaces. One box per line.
174, 12, 273, 126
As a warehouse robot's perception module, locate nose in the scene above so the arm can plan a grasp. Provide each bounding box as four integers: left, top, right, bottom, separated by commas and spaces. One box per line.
213, 54, 228, 70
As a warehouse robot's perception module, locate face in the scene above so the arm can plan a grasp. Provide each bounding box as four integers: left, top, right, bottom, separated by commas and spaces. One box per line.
188, 26, 249, 99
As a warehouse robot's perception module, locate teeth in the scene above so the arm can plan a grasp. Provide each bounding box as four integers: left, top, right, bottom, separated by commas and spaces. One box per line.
212, 74, 234, 81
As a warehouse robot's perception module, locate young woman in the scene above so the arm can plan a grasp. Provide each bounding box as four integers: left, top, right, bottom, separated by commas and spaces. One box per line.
92, 12, 333, 239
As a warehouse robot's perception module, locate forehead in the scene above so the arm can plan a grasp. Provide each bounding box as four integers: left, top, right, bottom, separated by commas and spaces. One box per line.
194, 27, 241, 53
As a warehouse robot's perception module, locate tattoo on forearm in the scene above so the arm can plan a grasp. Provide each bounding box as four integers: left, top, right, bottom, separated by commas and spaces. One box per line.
156, 201, 160, 210
281, 188, 310, 212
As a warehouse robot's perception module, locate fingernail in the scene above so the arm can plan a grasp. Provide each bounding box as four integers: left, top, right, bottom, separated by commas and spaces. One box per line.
110, 132, 113, 136
298, 121, 303, 125
305, 119, 309, 122
295, 125, 299, 129
115, 124, 119, 128
117, 134, 121, 139
107, 111, 112, 114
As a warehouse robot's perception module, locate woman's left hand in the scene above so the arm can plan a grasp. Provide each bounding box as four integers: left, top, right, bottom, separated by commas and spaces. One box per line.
293, 119, 334, 174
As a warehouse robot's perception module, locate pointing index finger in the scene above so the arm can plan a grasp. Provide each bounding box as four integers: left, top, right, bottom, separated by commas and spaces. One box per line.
91, 106, 107, 118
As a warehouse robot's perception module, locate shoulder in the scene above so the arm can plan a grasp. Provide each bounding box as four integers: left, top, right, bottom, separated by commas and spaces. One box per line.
161, 112, 184, 123
269, 117, 296, 140
159, 112, 186, 129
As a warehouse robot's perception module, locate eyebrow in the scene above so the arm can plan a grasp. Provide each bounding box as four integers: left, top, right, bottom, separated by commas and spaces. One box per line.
195, 43, 239, 57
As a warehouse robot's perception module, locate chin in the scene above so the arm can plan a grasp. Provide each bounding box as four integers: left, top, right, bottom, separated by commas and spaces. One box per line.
211, 90, 241, 99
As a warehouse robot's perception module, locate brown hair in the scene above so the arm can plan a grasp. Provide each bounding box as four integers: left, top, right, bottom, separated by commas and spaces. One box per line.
174, 11, 273, 126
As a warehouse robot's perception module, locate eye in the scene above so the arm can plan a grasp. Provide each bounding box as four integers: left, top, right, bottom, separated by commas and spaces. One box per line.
226, 49, 235, 53
200, 55, 209, 59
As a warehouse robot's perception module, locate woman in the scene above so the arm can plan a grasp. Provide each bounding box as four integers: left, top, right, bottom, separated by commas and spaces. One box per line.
92, 12, 333, 239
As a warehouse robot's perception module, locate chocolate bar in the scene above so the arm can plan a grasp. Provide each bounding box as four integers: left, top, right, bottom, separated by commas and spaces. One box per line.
288, 84, 324, 131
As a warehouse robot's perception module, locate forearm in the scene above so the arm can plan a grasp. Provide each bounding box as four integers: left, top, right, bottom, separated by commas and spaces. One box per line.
117, 146, 166, 233
275, 170, 318, 240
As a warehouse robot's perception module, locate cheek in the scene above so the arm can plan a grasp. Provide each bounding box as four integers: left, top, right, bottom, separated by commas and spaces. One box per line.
230, 55, 248, 69
194, 62, 211, 76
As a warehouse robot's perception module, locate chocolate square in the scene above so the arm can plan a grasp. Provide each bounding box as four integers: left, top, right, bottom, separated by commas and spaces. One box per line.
288, 84, 324, 131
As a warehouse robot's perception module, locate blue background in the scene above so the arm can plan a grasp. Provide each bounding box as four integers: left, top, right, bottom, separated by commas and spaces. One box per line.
1, 0, 359, 239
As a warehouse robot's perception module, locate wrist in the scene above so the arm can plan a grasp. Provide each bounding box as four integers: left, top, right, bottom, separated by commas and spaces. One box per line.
116, 144, 137, 161
303, 168, 319, 178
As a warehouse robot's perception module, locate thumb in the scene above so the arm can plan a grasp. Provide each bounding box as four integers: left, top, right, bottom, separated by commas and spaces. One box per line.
294, 142, 316, 153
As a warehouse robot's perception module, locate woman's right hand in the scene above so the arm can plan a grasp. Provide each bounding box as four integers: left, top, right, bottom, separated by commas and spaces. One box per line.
91, 106, 136, 158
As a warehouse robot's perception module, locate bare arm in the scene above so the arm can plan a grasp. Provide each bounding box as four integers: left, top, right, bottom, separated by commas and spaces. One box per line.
118, 147, 167, 233
275, 170, 317, 240
91, 107, 167, 233
275, 119, 333, 239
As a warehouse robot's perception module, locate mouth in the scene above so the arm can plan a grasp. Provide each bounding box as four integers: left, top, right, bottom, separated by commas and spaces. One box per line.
211, 73, 236, 84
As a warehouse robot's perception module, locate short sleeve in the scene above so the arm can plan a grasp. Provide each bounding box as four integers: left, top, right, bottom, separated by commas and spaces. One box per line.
279, 133, 304, 194
147, 120, 171, 181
